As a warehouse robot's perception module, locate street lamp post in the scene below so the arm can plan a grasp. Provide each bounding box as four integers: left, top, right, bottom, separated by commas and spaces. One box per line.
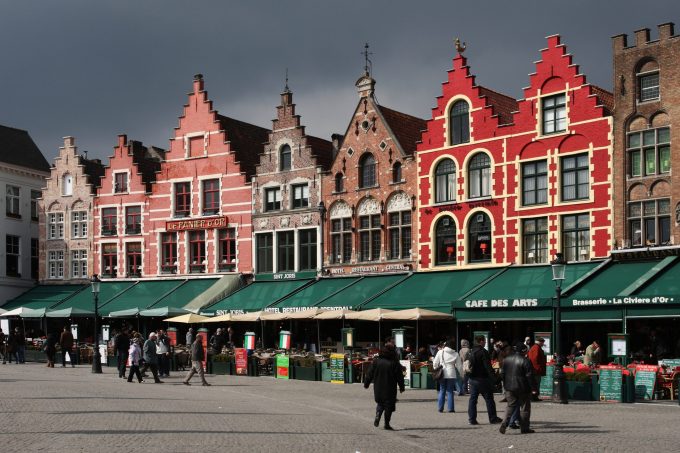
91, 274, 102, 374
550, 253, 567, 404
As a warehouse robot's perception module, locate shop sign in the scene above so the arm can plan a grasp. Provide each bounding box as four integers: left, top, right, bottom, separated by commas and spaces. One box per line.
262, 305, 352, 314
330, 353, 345, 384
463, 298, 544, 308
235, 348, 248, 375
569, 296, 676, 307
329, 263, 411, 275
165, 215, 228, 232
255, 271, 317, 281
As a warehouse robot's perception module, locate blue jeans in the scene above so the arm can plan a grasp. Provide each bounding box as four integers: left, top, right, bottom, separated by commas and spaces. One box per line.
16, 345, 25, 363
509, 405, 520, 425
468, 377, 498, 423
438, 378, 456, 412
461, 374, 469, 394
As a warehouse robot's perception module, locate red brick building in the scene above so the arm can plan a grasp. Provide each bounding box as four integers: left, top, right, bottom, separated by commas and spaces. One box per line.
251, 87, 332, 277
417, 36, 613, 270
93, 74, 269, 279
322, 72, 426, 274
612, 23, 680, 249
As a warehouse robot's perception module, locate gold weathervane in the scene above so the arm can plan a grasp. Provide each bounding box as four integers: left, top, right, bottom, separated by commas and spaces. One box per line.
455, 38, 466, 54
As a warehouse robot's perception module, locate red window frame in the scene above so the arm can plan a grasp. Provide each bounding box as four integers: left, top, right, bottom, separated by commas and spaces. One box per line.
175, 182, 191, 217
102, 244, 117, 277
114, 173, 128, 193
202, 179, 220, 215
189, 231, 206, 273
102, 208, 117, 235
161, 233, 177, 274
125, 206, 142, 234
126, 242, 142, 277
218, 228, 236, 272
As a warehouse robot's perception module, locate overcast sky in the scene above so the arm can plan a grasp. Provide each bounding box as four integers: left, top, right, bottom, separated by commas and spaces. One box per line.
1, 1, 679, 162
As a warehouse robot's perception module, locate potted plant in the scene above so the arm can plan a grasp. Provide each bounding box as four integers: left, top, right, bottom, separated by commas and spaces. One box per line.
211, 353, 231, 375
292, 355, 319, 381
565, 371, 595, 400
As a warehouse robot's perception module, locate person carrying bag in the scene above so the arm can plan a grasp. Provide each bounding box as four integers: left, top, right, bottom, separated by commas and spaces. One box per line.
432, 338, 463, 413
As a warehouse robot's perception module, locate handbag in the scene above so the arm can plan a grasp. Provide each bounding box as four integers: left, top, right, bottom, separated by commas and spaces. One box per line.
433, 364, 444, 381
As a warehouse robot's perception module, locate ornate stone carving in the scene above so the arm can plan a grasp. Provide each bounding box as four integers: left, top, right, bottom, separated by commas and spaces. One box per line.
329, 201, 352, 218
301, 214, 312, 225
386, 192, 412, 212
258, 218, 269, 230
358, 197, 380, 215
280, 216, 290, 228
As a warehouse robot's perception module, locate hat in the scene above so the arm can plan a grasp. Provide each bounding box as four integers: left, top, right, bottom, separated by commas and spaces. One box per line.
514, 342, 528, 352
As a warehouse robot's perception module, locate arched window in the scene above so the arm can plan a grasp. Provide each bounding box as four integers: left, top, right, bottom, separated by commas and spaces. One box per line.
280, 145, 291, 171
449, 100, 470, 145
435, 216, 457, 266
62, 173, 73, 196
359, 153, 376, 188
392, 162, 402, 183
435, 159, 456, 203
468, 212, 491, 263
636, 59, 660, 103
334, 173, 344, 193
468, 153, 491, 198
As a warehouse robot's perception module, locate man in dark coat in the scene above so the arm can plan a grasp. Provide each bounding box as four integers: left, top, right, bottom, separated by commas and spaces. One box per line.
59, 326, 75, 367
114, 328, 130, 378
363, 343, 405, 430
466, 335, 503, 425
141, 332, 163, 383
499, 342, 537, 434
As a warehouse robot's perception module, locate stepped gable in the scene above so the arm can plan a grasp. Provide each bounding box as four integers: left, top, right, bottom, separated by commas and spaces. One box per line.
126, 139, 165, 192
378, 106, 427, 155
589, 85, 614, 115
0, 124, 50, 172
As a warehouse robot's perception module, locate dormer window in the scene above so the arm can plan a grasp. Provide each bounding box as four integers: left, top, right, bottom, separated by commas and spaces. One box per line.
449, 100, 470, 145
62, 174, 73, 196
280, 145, 292, 171
114, 172, 128, 193
542, 93, 566, 134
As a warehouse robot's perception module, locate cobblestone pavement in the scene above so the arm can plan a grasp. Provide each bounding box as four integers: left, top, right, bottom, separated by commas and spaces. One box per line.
0, 363, 678, 452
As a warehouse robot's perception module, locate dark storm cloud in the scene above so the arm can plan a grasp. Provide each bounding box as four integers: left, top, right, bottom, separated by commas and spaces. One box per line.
1, 0, 679, 162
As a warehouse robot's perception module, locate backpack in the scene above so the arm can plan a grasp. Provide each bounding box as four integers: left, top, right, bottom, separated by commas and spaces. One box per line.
463, 351, 475, 375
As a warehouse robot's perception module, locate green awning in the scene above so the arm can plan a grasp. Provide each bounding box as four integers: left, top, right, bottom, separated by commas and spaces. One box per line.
456, 262, 599, 308
2, 285, 86, 310
139, 307, 189, 317
626, 306, 680, 318
269, 277, 360, 310
50, 281, 135, 313
204, 279, 313, 315
633, 259, 680, 298
153, 278, 218, 310
455, 308, 552, 321
363, 268, 501, 312
565, 260, 667, 305
320, 275, 408, 310
561, 308, 623, 322
99, 280, 186, 316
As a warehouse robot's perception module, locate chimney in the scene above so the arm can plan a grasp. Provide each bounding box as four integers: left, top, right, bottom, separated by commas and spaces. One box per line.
281, 89, 293, 106
193, 73, 204, 92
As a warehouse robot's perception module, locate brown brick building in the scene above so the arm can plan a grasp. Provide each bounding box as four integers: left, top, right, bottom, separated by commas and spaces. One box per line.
612, 23, 680, 249
251, 87, 333, 277
321, 72, 426, 274
39, 136, 104, 283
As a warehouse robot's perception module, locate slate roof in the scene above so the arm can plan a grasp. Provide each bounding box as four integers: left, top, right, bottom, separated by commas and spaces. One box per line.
478, 86, 518, 126
217, 115, 270, 181
378, 106, 427, 155
306, 134, 334, 171
77, 156, 106, 193
0, 124, 50, 172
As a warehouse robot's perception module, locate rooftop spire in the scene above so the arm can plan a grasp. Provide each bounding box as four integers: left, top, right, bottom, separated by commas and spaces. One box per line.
284, 67, 290, 93
362, 42, 373, 76
455, 38, 466, 54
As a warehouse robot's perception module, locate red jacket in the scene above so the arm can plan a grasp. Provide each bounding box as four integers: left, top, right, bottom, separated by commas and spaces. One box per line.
528, 344, 547, 376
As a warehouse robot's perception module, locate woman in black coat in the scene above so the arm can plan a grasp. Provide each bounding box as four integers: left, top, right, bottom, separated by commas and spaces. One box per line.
43, 332, 58, 368
363, 343, 405, 430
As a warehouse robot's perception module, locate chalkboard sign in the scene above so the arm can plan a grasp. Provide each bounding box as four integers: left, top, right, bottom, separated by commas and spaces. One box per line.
634, 365, 658, 400
598, 365, 623, 402
660, 359, 680, 369
330, 353, 346, 384
539, 365, 554, 397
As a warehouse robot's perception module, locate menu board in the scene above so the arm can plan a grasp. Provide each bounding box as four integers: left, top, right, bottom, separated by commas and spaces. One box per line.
330, 353, 346, 384
539, 365, 554, 397
276, 355, 290, 380
400, 360, 411, 389
634, 365, 658, 400
660, 359, 680, 369
598, 365, 623, 402
234, 348, 248, 375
